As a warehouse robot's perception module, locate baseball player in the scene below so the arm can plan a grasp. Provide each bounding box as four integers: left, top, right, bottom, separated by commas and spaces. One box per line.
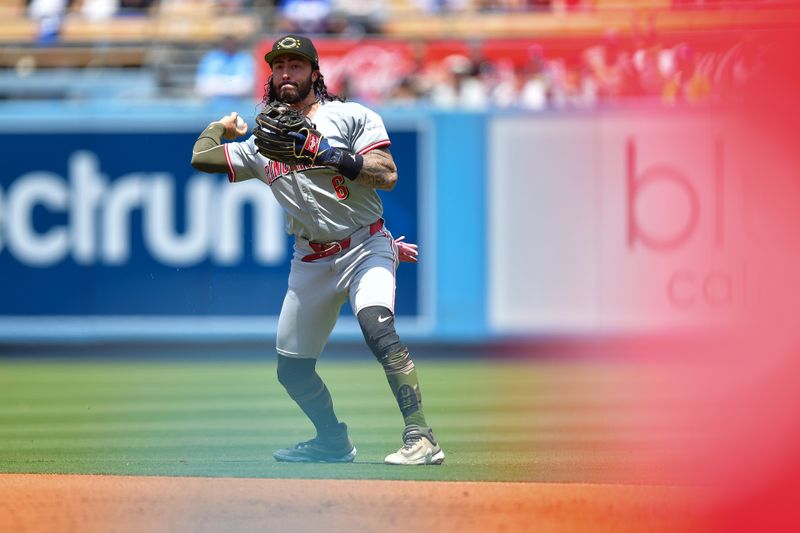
190, 34, 444, 465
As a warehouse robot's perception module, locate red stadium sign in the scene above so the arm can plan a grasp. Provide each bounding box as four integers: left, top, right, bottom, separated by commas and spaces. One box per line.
254, 35, 744, 103
256, 38, 481, 103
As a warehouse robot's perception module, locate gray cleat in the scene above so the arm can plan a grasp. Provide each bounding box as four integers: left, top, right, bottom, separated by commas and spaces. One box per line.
273, 423, 356, 463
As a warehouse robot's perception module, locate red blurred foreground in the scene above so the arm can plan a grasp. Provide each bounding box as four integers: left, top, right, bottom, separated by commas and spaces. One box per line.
709, 28, 800, 533
645, 27, 800, 533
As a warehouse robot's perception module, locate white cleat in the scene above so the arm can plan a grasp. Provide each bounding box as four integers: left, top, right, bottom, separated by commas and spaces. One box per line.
385, 425, 445, 465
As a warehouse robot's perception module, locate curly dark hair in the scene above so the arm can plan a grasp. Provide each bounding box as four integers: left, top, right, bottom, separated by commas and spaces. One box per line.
261, 72, 344, 106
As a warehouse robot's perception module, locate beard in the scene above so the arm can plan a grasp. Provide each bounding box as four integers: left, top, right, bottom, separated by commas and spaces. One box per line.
273, 74, 314, 104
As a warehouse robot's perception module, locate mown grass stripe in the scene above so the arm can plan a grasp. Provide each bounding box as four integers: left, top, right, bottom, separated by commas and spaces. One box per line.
0, 359, 674, 484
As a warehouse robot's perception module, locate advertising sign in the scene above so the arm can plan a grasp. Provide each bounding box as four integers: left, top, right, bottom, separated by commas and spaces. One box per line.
489, 110, 746, 334
0, 125, 423, 338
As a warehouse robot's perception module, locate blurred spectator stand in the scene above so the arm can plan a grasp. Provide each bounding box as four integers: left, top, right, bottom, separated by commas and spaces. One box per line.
661, 43, 711, 105
195, 34, 256, 107
27, 0, 70, 44
582, 29, 641, 101
2, 0, 799, 107
328, 0, 387, 35
274, 0, 332, 33
429, 53, 488, 109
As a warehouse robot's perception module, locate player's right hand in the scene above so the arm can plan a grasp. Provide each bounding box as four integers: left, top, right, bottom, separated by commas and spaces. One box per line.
218, 112, 249, 140
394, 236, 418, 263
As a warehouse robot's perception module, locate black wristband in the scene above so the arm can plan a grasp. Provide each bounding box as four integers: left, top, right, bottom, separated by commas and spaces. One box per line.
337, 151, 364, 181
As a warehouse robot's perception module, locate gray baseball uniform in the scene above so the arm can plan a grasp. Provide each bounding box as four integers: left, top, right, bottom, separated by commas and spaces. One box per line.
223, 101, 399, 358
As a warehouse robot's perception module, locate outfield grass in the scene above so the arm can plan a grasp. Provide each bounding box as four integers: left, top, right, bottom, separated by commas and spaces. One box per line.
0, 358, 676, 483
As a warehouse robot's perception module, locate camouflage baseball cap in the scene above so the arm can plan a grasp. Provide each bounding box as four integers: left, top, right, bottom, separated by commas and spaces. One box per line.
264, 34, 319, 68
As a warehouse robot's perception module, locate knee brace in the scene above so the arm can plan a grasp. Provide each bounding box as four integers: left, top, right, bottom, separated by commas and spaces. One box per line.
357, 306, 414, 374
357, 306, 406, 359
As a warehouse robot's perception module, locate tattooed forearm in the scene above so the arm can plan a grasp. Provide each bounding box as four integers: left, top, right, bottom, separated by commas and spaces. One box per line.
353, 148, 398, 190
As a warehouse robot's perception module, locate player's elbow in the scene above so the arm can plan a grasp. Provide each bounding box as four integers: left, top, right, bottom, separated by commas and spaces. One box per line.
190, 154, 208, 172
381, 159, 398, 190
383, 170, 398, 191
191, 150, 222, 174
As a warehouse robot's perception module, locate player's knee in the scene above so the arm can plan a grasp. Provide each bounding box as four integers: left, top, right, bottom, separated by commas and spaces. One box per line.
276, 355, 317, 388
357, 305, 407, 361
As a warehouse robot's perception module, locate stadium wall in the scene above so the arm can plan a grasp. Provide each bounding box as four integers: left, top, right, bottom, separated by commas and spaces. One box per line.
0, 104, 738, 345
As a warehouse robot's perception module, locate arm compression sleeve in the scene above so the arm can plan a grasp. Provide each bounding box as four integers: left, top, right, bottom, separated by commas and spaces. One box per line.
190, 123, 229, 173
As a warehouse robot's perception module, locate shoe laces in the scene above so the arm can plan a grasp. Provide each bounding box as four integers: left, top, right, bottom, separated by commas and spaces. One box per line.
402, 431, 424, 449
296, 437, 320, 449
298, 428, 347, 449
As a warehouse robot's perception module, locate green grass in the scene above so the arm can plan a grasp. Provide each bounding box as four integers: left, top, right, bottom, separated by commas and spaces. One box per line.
0, 358, 672, 483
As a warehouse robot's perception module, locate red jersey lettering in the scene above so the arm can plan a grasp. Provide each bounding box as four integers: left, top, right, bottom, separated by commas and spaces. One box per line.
265, 160, 314, 184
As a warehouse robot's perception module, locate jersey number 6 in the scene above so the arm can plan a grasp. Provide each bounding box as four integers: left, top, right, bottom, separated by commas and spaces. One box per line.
332, 175, 350, 200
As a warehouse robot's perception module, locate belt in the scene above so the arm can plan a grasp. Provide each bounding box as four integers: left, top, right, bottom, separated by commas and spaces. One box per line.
301, 219, 384, 263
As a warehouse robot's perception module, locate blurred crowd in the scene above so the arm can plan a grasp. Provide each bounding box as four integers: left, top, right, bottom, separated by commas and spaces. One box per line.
316, 32, 762, 110
193, 30, 763, 111
15, 0, 768, 110
28, 0, 749, 40
374, 33, 758, 110
170, 0, 770, 110
21, 0, 593, 38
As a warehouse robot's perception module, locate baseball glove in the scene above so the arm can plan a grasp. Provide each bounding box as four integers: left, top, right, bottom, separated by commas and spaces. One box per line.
253, 102, 343, 168
253, 102, 310, 164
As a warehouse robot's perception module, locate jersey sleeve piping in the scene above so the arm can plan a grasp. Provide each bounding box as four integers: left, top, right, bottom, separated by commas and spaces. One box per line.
357, 139, 391, 155
223, 143, 236, 183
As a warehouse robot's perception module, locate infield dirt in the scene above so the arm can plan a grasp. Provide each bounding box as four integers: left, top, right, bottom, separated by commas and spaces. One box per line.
0, 474, 705, 533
